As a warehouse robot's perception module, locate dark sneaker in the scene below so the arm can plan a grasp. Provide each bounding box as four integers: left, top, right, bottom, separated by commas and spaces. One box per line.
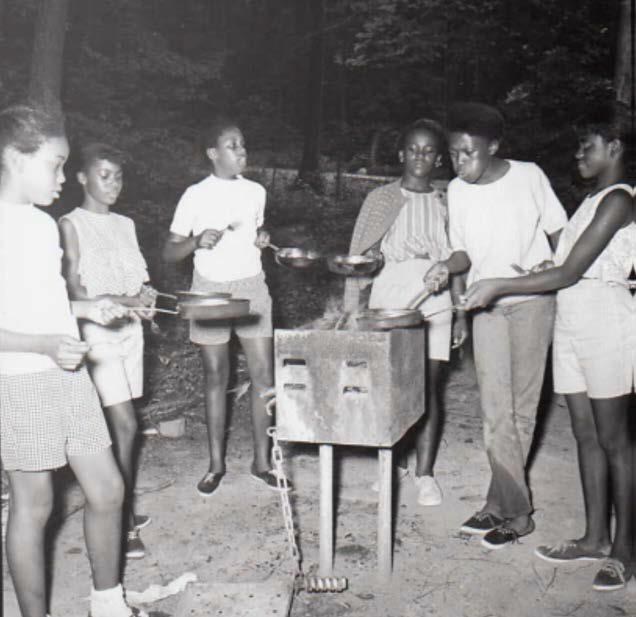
126, 529, 145, 559
133, 514, 152, 530
197, 472, 224, 497
535, 540, 608, 564
250, 468, 293, 491
593, 559, 630, 591
481, 519, 535, 550
460, 511, 504, 535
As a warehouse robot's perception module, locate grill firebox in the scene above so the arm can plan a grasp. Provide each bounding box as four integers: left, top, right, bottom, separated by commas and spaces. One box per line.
275, 328, 426, 448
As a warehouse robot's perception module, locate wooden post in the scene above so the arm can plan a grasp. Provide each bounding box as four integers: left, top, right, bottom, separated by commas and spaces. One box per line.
377, 447, 393, 581
319, 444, 334, 576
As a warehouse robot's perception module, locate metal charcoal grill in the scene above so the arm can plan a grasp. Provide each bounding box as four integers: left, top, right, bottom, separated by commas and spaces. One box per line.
274, 328, 426, 581
275, 329, 426, 447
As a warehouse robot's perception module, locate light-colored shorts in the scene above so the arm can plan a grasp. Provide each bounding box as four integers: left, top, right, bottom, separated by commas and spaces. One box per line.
82, 319, 144, 407
0, 367, 111, 471
190, 270, 273, 346
369, 259, 453, 361
553, 280, 635, 399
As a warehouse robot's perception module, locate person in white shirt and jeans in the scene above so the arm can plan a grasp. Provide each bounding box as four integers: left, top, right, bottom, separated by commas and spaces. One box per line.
424, 103, 568, 549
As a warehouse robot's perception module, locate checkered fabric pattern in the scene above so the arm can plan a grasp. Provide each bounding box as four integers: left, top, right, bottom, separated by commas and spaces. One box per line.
0, 367, 111, 471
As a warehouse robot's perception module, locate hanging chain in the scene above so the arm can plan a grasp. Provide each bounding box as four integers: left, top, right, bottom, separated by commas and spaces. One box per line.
264, 392, 348, 594
265, 394, 303, 580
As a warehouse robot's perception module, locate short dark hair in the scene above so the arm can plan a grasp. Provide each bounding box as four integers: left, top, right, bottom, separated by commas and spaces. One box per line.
78, 142, 126, 172
574, 103, 629, 146
0, 104, 65, 160
401, 118, 446, 151
201, 116, 240, 151
447, 102, 505, 142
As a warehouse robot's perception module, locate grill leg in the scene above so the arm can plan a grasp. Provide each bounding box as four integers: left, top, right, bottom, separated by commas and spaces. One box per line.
319, 444, 334, 576
377, 447, 393, 581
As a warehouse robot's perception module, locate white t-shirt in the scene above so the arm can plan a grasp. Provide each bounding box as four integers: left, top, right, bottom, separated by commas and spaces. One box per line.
448, 160, 567, 304
0, 202, 79, 375
169, 174, 266, 282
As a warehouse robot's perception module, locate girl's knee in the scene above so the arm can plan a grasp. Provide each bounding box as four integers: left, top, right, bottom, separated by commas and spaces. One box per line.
203, 361, 230, 388
118, 412, 138, 440
570, 414, 599, 447
10, 491, 54, 526
86, 472, 125, 512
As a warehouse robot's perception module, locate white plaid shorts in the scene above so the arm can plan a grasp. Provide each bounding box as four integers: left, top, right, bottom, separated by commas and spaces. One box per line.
0, 367, 111, 471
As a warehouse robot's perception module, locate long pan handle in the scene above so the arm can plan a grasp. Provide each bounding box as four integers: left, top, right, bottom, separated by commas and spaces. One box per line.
406, 287, 434, 310
129, 306, 179, 315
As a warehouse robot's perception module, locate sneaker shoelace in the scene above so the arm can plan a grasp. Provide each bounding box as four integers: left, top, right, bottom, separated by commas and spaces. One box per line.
599, 559, 625, 581
475, 512, 499, 524
545, 540, 577, 555
496, 527, 520, 542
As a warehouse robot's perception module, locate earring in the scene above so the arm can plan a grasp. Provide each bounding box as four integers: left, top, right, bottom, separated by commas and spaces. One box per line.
435, 159, 442, 168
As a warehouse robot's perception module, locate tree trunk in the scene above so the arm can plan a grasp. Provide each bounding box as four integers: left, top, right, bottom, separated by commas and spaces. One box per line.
0, 0, 5, 41
29, 0, 69, 114
614, 0, 633, 107
297, 0, 325, 190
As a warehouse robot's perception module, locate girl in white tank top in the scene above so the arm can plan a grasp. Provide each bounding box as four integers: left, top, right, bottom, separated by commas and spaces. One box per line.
462, 119, 634, 591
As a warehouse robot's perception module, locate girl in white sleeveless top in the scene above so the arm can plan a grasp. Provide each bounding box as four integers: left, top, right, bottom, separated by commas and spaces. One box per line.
59, 143, 156, 561
462, 117, 634, 591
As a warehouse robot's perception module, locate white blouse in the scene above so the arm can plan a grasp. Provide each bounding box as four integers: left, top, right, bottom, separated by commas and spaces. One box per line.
61, 208, 149, 297
555, 184, 635, 285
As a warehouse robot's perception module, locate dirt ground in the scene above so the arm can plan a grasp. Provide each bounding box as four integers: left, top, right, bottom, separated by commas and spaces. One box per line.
3, 344, 636, 617
2, 188, 636, 617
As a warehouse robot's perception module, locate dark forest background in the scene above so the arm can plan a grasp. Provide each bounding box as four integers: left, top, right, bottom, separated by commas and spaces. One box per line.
0, 0, 628, 212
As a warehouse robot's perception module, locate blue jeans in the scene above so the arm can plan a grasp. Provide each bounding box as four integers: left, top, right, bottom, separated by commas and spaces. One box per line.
472, 295, 556, 520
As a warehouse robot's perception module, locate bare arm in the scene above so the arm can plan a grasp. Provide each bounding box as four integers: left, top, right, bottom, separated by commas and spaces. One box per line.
0, 328, 89, 371
422, 250, 471, 292
445, 251, 471, 275
464, 190, 631, 308
59, 218, 90, 301
162, 231, 199, 263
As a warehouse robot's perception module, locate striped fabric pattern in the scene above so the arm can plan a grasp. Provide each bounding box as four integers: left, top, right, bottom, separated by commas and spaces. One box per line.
380, 189, 451, 263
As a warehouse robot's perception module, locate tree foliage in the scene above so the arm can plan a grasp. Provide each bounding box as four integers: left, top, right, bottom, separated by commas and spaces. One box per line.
0, 0, 620, 195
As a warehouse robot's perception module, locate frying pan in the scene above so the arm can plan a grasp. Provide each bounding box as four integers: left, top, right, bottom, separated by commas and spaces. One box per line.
327, 254, 383, 276
172, 289, 232, 302
132, 297, 250, 320
263, 241, 323, 269
354, 286, 464, 331
355, 308, 423, 331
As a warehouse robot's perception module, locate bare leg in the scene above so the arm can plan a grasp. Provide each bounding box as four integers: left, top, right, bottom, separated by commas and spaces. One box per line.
565, 392, 610, 550
591, 395, 631, 563
103, 400, 137, 529
199, 343, 230, 474
632, 426, 636, 563
6, 470, 54, 617
68, 448, 125, 589
414, 359, 444, 477
240, 336, 274, 473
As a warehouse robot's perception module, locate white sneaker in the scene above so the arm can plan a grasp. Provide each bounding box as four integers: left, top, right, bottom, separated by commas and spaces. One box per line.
414, 475, 442, 506
89, 584, 148, 617
371, 467, 409, 492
